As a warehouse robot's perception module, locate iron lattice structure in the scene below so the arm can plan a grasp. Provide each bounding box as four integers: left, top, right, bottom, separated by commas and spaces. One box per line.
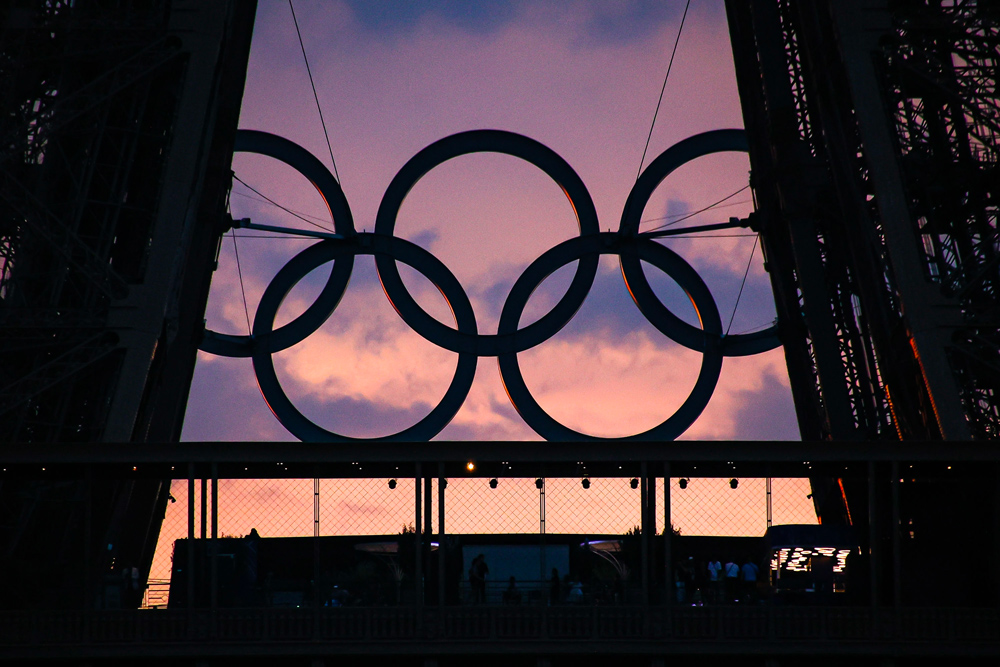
881, 1, 1000, 438
724, 0, 999, 598
726, 0, 999, 445
0, 0, 254, 607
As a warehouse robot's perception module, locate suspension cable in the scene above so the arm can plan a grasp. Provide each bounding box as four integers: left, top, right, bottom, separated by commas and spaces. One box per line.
726, 234, 759, 336
288, 0, 343, 187
635, 0, 692, 182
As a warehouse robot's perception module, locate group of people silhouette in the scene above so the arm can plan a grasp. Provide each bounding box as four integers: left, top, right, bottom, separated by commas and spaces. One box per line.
469, 557, 583, 606
678, 556, 760, 604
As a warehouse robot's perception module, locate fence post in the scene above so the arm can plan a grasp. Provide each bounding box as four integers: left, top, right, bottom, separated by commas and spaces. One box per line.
210, 466, 218, 611
415, 462, 422, 607
663, 462, 672, 610
438, 462, 446, 607
187, 466, 195, 613
539, 475, 546, 595
869, 461, 879, 608
766, 477, 772, 528
424, 475, 432, 605
891, 461, 901, 609
868, 460, 880, 639
313, 477, 321, 617
84, 464, 93, 610
641, 462, 650, 606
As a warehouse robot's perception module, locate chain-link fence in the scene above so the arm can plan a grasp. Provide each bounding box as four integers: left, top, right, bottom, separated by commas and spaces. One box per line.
149, 476, 817, 606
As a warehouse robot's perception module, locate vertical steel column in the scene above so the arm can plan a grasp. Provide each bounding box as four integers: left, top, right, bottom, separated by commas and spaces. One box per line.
415, 463, 422, 606
868, 461, 880, 610
995, 464, 1000, 606
423, 475, 432, 602
891, 462, 900, 608
539, 476, 547, 591
313, 478, 321, 608
313, 479, 320, 537
641, 462, 650, 605
766, 477, 773, 528
210, 466, 218, 611
648, 469, 658, 602
187, 466, 195, 609
438, 463, 446, 606
84, 465, 93, 609
200, 478, 207, 541
663, 463, 672, 607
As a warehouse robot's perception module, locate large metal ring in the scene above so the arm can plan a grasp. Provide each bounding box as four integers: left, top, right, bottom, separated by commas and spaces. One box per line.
251, 234, 477, 442
200, 129, 784, 442
497, 233, 723, 441
200, 130, 356, 358
374, 130, 601, 356
619, 129, 780, 356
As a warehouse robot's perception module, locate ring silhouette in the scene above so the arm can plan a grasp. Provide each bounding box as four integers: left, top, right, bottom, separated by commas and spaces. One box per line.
201, 129, 780, 441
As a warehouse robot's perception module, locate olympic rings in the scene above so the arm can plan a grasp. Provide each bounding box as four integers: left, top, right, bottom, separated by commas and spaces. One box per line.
497, 233, 723, 441
200, 128, 781, 441
251, 235, 477, 442
619, 129, 780, 356
200, 130, 356, 358
374, 130, 600, 356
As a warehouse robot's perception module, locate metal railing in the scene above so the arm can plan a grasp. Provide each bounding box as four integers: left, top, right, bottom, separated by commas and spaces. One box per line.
0, 606, 997, 651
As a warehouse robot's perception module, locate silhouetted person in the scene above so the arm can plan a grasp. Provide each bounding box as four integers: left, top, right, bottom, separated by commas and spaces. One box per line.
469, 554, 488, 604
707, 558, 722, 603
741, 558, 759, 603
549, 568, 561, 605
724, 559, 740, 602
567, 581, 584, 604
502, 576, 522, 605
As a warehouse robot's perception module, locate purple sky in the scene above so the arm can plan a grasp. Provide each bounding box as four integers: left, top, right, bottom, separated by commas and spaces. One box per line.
180, 0, 801, 442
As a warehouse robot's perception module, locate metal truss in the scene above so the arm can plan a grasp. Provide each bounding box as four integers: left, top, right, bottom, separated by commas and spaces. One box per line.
726, 0, 998, 442
0, 0, 182, 441
0, 0, 256, 615
878, 0, 1000, 438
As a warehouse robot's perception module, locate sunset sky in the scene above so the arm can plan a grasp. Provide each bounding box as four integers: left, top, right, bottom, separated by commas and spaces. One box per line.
180, 0, 801, 443
139, 0, 816, 600
152, 2, 820, 591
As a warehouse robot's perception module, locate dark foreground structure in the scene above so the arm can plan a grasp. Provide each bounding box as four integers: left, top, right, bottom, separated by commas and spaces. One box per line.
0, 442, 998, 666
1, 0, 998, 665
0, 0, 256, 612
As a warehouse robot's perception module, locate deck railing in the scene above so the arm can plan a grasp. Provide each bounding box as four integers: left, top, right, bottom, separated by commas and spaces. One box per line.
1, 605, 997, 650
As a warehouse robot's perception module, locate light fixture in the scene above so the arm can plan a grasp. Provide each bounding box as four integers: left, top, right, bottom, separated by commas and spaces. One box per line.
729, 478, 739, 489
630, 478, 639, 489
466, 461, 476, 472
679, 478, 688, 489
388, 479, 397, 490
535, 478, 544, 489
581, 478, 590, 489
489, 478, 498, 489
